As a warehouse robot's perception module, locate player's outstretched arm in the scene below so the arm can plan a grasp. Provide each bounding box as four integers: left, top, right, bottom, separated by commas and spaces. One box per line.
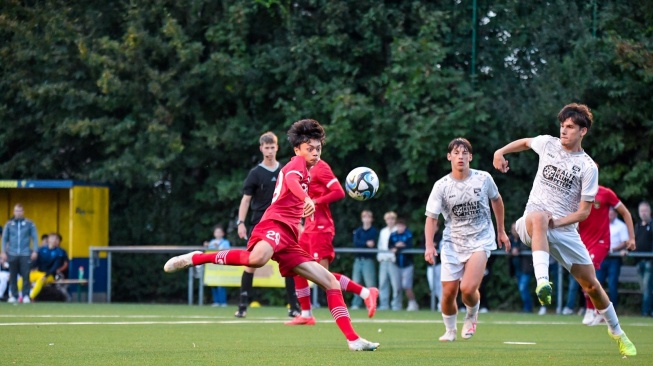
424, 216, 439, 264
314, 181, 345, 205
490, 194, 510, 251
493, 138, 532, 173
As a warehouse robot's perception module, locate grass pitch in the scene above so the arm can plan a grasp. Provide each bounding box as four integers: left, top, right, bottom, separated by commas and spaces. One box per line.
1, 303, 651, 365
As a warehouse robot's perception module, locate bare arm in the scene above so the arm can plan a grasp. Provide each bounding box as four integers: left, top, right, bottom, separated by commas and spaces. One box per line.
490, 194, 511, 251
493, 138, 533, 173
424, 216, 439, 264
237, 195, 252, 239
615, 203, 636, 250
551, 200, 593, 228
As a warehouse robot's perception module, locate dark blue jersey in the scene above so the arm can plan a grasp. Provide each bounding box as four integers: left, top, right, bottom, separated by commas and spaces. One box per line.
389, 229, 414, 268
35, 245, 69, 276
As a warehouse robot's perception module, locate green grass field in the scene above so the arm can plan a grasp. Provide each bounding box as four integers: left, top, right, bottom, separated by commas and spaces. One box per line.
2, 303, 651, 366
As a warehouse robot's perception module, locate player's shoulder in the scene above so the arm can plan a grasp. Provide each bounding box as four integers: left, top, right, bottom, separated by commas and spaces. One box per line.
578, 153, 598, 172
284, 156, 308, 174
470, 169, 493, 180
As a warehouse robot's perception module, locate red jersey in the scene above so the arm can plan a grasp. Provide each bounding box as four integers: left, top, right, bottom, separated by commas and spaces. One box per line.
260, 156, 309, 228
304, 160, 344, 234
578, 186, 620, 249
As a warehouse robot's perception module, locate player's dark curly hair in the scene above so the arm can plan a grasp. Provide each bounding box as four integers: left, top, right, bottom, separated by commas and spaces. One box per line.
447, 137, 473, 154
287, 119, 325, 147
558, 103, 593, 130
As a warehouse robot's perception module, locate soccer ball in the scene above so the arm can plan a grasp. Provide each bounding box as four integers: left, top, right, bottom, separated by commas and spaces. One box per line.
345, 167, 379, 201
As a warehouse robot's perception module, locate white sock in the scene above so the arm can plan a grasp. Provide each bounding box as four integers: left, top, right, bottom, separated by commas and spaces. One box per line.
465, 301, 480, 318
532, 251, 550, 285
598, 302, 623, 335
359, 287, 370, 300
442, 313, 457, 331
301, 310, 312, 318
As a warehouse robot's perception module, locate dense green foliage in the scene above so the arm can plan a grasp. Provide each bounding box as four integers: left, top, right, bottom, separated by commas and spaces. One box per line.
1, 1, 651, 304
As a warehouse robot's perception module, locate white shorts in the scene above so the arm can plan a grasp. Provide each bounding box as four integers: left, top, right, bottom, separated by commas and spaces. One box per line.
515, 216, 592, 271
440, 246, 491, 282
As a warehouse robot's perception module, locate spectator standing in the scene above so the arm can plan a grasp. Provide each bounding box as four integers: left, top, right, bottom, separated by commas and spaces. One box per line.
351, 210, 378, 309
377, 211, 400, 311
634, 201, 652, 317
1, 204, 38, 304
204, 225, 231, 307
596, 207, 631, 307
389, 218, 418, 311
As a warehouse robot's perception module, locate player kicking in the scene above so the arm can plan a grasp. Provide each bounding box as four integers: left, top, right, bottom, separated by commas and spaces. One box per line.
493, 103, 636, 357
164, 119, 379, 351
424, 138, 510, 342
287, 158, 379, 326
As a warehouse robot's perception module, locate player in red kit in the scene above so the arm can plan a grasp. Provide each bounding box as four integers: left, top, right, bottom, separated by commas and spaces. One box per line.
574, 185, 635, 325
286, 159, 379, 325
164, 119, 379, 351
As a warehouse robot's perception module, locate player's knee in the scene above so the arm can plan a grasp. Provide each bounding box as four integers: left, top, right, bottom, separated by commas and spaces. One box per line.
527, 212, 549, 228
581, 281, 602, 296
325, 276, 339, 290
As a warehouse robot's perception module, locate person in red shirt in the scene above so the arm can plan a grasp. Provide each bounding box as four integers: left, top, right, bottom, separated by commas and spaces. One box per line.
286, 159, 379, 325
570, 185, 635, 324
164, 119, 379, 351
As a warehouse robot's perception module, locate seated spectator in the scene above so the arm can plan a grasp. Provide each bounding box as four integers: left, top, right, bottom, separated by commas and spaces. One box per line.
18, 233, 69, 301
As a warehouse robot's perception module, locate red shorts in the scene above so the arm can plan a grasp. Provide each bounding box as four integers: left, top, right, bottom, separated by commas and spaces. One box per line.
247, 219, 315, 277
299, 231, 336, 263
585, 240, 609, 269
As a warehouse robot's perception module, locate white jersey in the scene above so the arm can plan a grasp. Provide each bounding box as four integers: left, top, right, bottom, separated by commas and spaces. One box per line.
609, 217, 629, 251
425, 169, 499, 253
524, 135, 598, 230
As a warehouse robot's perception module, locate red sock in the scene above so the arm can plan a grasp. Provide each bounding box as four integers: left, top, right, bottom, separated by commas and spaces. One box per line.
293, 276, 312, 311
191, 250, 250, 266
326, 289, 358, 341
332, 273, 363, 295
584, 292, 595, 310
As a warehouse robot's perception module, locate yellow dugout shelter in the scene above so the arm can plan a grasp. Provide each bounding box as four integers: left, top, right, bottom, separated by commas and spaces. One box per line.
0, 180, 109, 293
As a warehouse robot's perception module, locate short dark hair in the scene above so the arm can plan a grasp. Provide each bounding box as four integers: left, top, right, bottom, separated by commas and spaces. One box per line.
447, 137, 473, 154
49, 232, 62, 241
287, 119, 325, 148
212, 224, 224, 232
557, 103, 593, 130
396, 218, 407, 226
41, 234, 49, 240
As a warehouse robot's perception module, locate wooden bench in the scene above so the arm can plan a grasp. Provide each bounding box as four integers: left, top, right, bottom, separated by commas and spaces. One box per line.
49, 279, 89, 302
617, 265, 642, 295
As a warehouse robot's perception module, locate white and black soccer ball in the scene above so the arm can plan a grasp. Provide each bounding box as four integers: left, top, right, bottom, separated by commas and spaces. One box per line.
345, 167, 379, 201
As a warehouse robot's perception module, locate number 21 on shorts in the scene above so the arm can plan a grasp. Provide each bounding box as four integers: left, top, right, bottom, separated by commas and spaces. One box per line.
266, 230, 280, 245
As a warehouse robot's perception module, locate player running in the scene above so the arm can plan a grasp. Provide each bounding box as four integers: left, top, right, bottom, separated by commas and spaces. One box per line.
424, 138, 510, 342
164, 119, 379, 351
493, 103, 637, 357
286, 158, 379, 326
